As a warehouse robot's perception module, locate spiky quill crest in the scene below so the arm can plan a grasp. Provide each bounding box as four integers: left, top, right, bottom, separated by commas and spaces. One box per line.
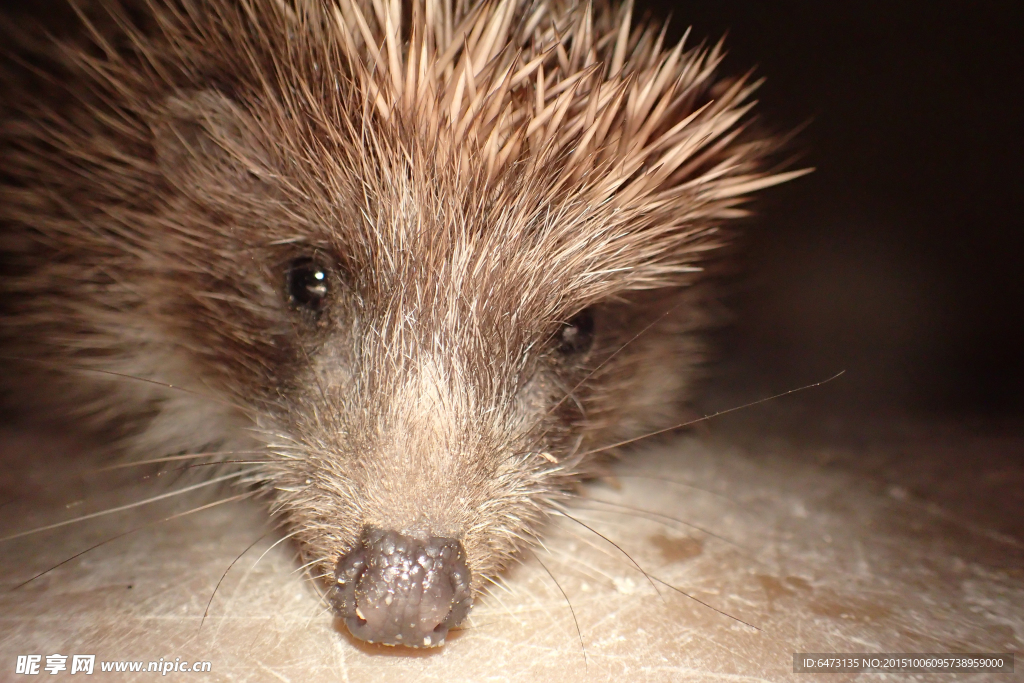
1, 0, 802, 609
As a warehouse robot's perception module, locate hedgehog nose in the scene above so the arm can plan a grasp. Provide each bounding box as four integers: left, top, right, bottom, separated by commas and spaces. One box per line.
330, 528, 472, 647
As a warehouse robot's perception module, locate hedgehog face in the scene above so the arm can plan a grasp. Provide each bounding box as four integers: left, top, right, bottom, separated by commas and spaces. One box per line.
254, 238, 617, 646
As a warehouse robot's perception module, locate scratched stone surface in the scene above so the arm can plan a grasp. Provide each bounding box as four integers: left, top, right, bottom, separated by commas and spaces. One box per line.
1, 414, 1021, 683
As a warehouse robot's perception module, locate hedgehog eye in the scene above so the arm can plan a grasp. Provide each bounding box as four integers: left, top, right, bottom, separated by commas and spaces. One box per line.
557, 308, 595, 356
287, 257, 329, 311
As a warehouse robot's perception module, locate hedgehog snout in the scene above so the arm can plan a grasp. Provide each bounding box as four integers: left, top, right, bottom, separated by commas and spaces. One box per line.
331, 527, 472, 647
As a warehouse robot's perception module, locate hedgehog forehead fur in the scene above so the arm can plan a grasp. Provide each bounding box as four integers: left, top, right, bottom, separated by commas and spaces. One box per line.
1, 0, 800, 601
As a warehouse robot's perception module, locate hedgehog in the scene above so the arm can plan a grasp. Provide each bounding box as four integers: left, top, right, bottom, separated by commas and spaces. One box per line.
0, 0, 803, 648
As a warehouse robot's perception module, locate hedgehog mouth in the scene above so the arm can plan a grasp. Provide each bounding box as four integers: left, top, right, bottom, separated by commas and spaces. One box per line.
329, 527, 472, 647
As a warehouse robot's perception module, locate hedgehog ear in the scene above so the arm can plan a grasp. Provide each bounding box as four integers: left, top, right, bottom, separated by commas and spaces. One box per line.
153, 90, 268, 187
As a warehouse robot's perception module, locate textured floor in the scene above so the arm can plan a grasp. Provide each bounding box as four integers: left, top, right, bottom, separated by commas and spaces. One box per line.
1, 410, 1021, 682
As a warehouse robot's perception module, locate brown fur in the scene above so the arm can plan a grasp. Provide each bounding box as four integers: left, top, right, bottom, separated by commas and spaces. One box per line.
0, 0, 800, 604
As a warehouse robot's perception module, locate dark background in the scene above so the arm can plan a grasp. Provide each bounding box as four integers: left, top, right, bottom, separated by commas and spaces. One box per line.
635, 0, 1023, 418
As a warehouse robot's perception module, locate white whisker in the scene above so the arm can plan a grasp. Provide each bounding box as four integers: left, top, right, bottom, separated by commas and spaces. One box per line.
0, 469, 255, 542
